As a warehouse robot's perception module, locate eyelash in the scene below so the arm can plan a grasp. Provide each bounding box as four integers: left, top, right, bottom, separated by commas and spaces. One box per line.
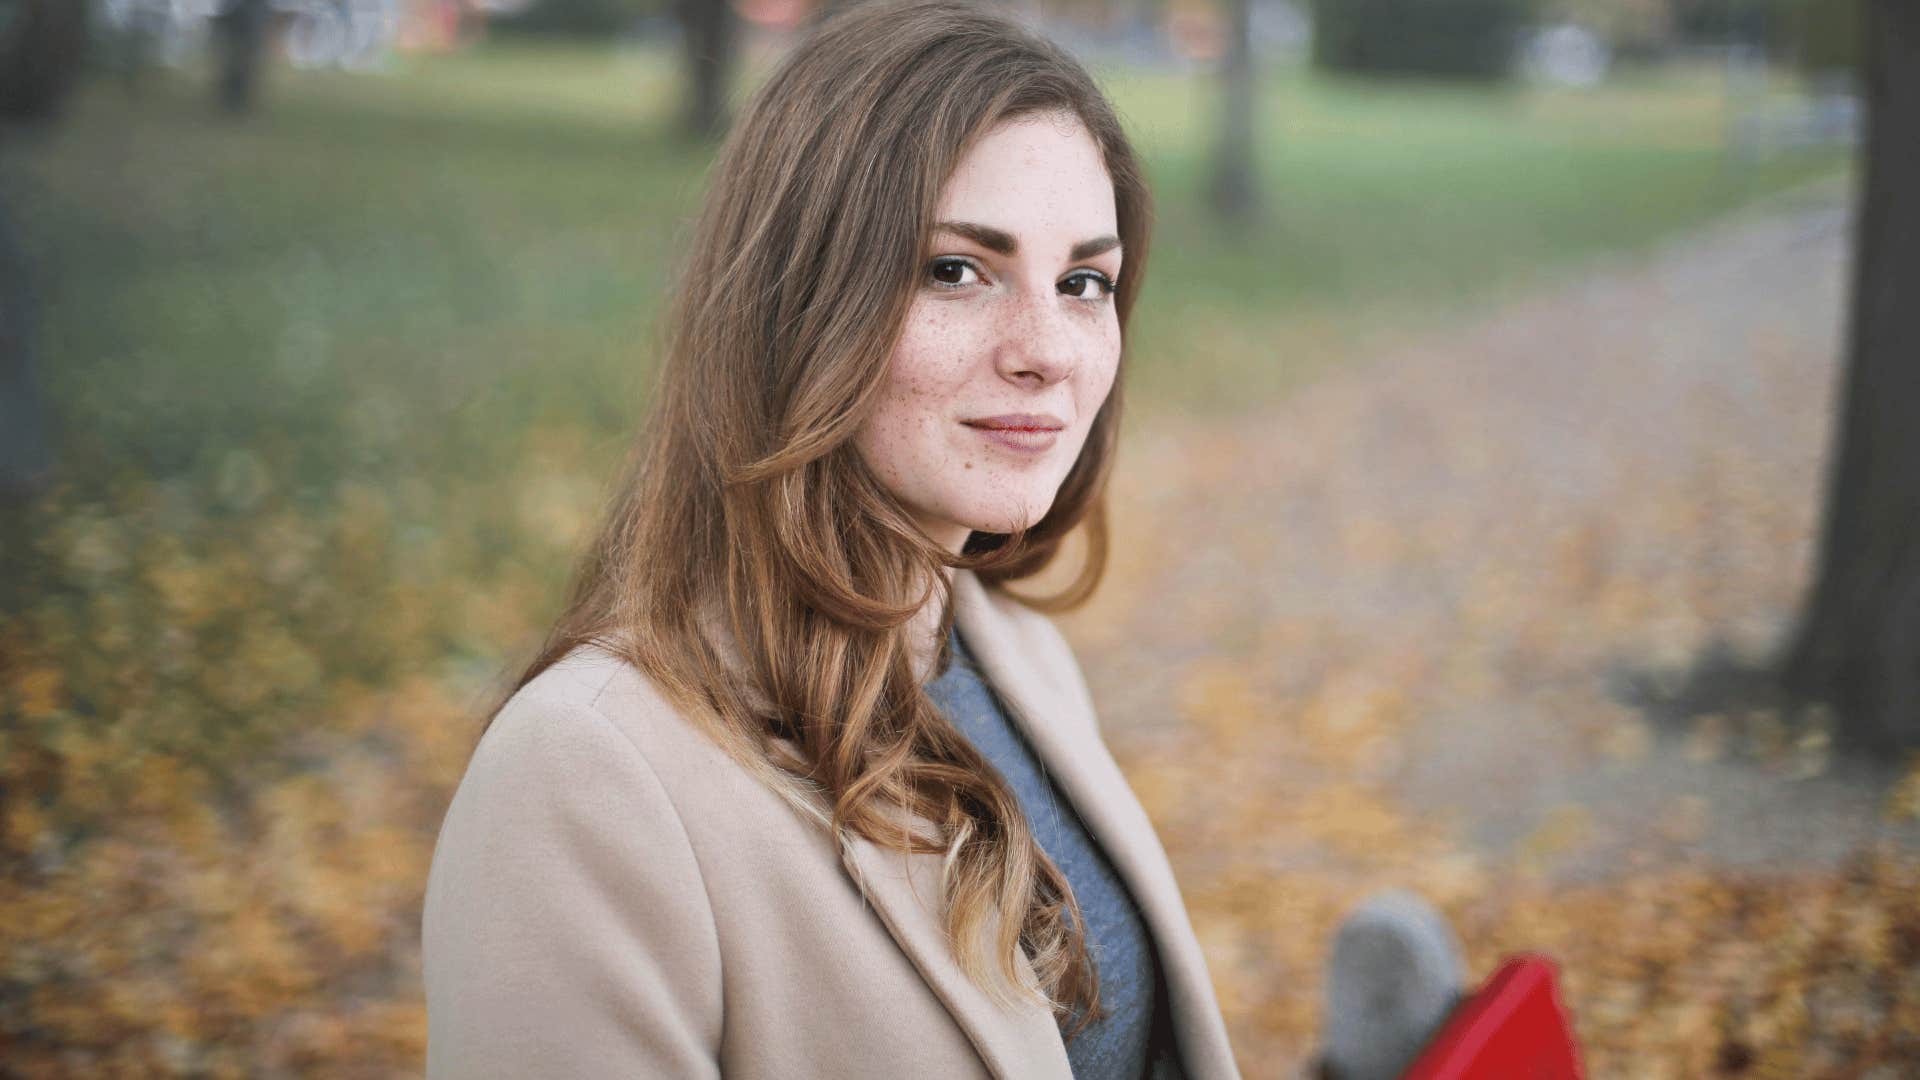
927, 256, 1118, 301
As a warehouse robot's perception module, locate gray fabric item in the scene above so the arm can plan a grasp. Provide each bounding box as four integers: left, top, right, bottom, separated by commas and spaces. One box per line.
1319, 890, 1467, 1080
927, 625, 1173, 1080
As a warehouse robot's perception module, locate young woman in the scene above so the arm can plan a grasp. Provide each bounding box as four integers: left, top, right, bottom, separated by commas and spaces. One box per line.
421, 2, 1241, 1076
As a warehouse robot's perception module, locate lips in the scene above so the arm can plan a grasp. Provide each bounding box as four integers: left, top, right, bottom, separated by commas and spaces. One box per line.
961, 414, 1066, 454
961, 413, 1067, 432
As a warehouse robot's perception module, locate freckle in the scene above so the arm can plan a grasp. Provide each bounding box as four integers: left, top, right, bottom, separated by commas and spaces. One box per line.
964, 461, 973, 470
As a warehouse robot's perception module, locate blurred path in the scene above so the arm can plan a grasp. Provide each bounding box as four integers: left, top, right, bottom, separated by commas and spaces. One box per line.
1069, 178, 1920, 886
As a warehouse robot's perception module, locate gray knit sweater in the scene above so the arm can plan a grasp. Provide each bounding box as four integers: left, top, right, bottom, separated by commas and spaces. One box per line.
925, 626, 1177, 1080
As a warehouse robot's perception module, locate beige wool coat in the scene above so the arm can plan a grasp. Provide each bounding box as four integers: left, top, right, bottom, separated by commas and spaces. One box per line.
421, 569, 1240, 1079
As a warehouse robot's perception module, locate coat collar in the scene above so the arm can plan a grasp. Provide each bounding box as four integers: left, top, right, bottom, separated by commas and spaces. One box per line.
842, 569, 1237, 1080
834, 569, 1074, 1079
946, 570, 1239, 1080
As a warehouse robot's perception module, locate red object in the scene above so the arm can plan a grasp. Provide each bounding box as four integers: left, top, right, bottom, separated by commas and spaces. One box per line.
1402, 954, 1585, 1080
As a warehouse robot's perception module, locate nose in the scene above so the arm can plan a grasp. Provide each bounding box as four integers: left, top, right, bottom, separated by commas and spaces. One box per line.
994, 289, 1080, 389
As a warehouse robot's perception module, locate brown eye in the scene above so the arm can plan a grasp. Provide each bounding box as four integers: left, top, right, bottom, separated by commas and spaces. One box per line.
1059, 271, 1116, 300
928, 257, 980, 288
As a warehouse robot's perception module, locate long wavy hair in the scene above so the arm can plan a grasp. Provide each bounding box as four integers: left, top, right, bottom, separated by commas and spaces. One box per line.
508, 0, 1152, 1032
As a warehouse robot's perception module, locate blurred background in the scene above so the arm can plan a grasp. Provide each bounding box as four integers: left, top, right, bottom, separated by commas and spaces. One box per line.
2, 0, 1916, 1075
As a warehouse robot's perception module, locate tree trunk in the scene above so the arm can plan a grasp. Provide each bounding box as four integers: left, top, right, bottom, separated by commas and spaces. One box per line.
0, 0, 90, 123
214, 0, 271, 115
1783, 0, 1920, 753
0, 195, 51, 497
678, 0, 736, 140
1208, 0, 1259, 222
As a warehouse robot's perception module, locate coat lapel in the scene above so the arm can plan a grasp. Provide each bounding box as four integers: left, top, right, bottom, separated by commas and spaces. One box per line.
951, 571, 1240, 1080
705, 570, 1235, 1078
696, 598, 1068, 1078
839, 809, 1074, 1078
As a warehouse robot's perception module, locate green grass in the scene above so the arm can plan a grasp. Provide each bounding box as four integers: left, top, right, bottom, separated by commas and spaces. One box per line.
13, 44, 703, 490
7, 43, 1845, 501
0, 37, 1851, 785
1108, 61, 1846, 405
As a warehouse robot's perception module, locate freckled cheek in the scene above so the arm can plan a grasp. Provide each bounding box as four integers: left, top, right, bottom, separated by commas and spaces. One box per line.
1076, 324, 1123, 411
891, 324, 985, 405
874, 350, 974, 466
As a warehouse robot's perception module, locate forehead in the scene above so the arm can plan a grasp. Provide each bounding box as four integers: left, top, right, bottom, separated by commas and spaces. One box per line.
936, 112, 1117, 247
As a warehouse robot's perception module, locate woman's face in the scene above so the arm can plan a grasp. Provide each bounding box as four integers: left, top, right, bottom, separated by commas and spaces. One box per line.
854, 110, 1123, 554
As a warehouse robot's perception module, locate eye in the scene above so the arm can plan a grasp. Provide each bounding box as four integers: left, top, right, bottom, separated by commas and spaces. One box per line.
1059, 270, 1117, 301
928, 256, 982, 289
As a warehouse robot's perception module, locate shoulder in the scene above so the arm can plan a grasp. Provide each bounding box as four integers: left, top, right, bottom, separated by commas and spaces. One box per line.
429, 642, 762, 903
422, 644, 727, 1075
465, 647, 656, 789
500, 640, 664, 725
438, 643, 710, 859
476, 642, 744, 804
426, 644, 729, 963
479, 641, 833, 841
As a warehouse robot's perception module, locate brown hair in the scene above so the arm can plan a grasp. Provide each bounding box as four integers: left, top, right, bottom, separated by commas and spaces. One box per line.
511, 0, 1152, 1032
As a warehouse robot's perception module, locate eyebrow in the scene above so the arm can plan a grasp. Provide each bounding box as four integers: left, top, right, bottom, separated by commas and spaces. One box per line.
933, 220, 1122, 263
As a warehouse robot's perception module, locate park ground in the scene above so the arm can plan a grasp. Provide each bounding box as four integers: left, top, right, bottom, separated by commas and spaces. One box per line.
1072, 182, 1920, 1076
2, 42, 1915, 1077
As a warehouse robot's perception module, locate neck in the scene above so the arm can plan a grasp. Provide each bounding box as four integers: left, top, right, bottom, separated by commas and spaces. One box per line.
899, 516, 971, 683
905, 559, 958, 685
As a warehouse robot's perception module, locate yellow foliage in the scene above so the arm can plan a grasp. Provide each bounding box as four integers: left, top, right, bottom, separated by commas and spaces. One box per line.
13, 665, 66, 718
8, 273, 1920, 1080
1886, 756, 1920, 823
1518, 803, 1595, 863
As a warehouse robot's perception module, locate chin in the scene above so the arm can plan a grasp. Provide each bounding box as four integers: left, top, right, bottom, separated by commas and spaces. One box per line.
952, 491, 1056, 537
